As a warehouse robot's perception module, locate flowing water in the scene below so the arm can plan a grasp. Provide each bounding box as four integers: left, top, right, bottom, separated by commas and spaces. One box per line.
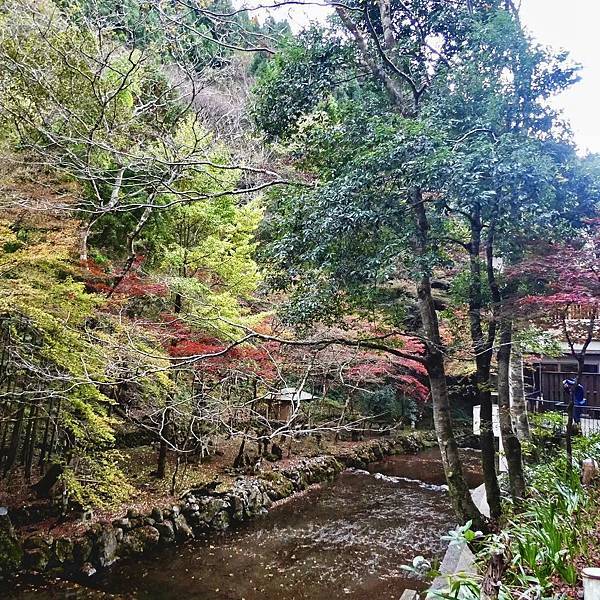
6, 448, 482, 600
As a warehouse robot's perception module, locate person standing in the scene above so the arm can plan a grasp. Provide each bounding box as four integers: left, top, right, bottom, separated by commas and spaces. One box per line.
563, 378, 586, 424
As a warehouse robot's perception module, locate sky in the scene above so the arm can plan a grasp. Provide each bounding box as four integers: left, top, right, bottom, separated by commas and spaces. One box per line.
520, 0, 600, 155
255, 0, 600, 155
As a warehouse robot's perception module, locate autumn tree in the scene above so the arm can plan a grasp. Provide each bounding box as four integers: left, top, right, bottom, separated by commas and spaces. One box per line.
517, 220, 600, 467
0, 0, 283, 283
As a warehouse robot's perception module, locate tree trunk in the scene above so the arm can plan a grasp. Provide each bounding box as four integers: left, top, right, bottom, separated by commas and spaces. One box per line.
38, 397, 53, 467
510, 346, 530, 441
497, 321, 526, 504
468, 207, 502, 522
156, 407, 173, 479
108, 202, 155, 297
79, 222, 92, 263
24, 403, 40, 481
156, 438, 168, 479
31, 463, 64, 498
565, 356, 585, 474
563, 308, 595, 473
4, 404, 25, 476
413, 195, 486, 531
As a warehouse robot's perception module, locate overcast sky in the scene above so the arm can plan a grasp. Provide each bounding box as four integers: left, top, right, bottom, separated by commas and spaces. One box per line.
520, 0, 600, 155
258, 1, 599, 154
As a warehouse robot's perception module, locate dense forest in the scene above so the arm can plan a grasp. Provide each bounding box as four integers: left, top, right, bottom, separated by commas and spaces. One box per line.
0, 0, 599, 598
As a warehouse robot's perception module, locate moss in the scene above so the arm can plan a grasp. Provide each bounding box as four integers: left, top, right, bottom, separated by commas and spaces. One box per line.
259, 471, 295, 500
0, 530, 22, 578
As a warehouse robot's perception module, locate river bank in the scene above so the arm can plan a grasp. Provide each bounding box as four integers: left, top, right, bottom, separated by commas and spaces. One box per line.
1, 430, 451, 582
4, 444, 483, 600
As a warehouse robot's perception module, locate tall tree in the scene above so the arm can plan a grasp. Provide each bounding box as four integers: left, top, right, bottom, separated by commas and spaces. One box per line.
252, 0, 594, 523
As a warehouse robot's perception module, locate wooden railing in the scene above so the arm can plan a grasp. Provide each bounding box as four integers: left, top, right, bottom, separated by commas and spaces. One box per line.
548, 304, 598, 323
528, 399, 600, 436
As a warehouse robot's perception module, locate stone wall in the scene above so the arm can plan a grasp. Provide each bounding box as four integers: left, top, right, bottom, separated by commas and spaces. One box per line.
6, 431, 437, 579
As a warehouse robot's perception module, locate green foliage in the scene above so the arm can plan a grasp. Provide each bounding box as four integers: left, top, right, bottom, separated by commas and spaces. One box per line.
254, 3, 598, 330
445, 439, 600, 598
60, 450, 135, 509
252, 27, 358, 141
0, 210, 174, 493
358, 385, 419, 424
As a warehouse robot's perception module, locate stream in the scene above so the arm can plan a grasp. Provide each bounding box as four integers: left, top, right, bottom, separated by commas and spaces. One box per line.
6, 448, 482, 600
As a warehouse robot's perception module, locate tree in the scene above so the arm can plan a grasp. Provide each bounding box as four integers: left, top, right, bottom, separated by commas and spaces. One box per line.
0, 0, 284, 280
254, 1, 523, 529
250, 0, 597, 523
518, 221, 600, 468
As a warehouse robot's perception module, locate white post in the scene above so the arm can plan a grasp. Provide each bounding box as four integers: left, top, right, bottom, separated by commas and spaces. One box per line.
473, 405, 507, 473
582, 567, 600, 599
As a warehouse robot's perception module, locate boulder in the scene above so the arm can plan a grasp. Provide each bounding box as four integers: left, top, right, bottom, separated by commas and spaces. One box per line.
53, 538, 74, 565
126, 508, 141, 519
583, 458, 599, 485
92, 526, 118, 567
112, 517, 130, 531
372, 444, 384, 461
0, 508, 22, 579
260, 471, 294, 501
22, 534, 53, 572
121, 525, 160, 555
151, 507, 164, 523
155, 521, 176, 545
73, 536, 93, 564
198, 497, 229, 526
80, 562, 97, 577
172, 514, 194, 540
128, 517, 144, 529
230, 493, 246, 522
23, 534, 53, 551
211, 510, 230, 531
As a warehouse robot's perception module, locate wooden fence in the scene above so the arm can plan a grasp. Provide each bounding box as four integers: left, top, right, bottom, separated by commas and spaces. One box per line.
536, 371, 600, 407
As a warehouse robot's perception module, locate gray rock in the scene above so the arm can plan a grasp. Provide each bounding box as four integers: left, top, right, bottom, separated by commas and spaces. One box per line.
80, 562, 97, 577
211, 511, 230, 531
22, 548, 51, 572
112, 517, 130, 530
261, 492, 273, 508
73, 537, 93, 564
126, 508, 141, 519
121, 525, 160, 555
92, 526, 118, 567
199, 497, 229, 525
0, 508, 22, 578
156, 521, 175, 545
172, 514, 194, 540
53, 538, 74, 565
23, 534, 53, 551
150, 507, 164, 523
128, 517, 144, 529
230, 494, 246, 521
22, 534, 53, 572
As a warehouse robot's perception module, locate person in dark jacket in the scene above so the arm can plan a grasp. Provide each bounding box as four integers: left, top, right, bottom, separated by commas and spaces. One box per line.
563, 378, 586, 424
